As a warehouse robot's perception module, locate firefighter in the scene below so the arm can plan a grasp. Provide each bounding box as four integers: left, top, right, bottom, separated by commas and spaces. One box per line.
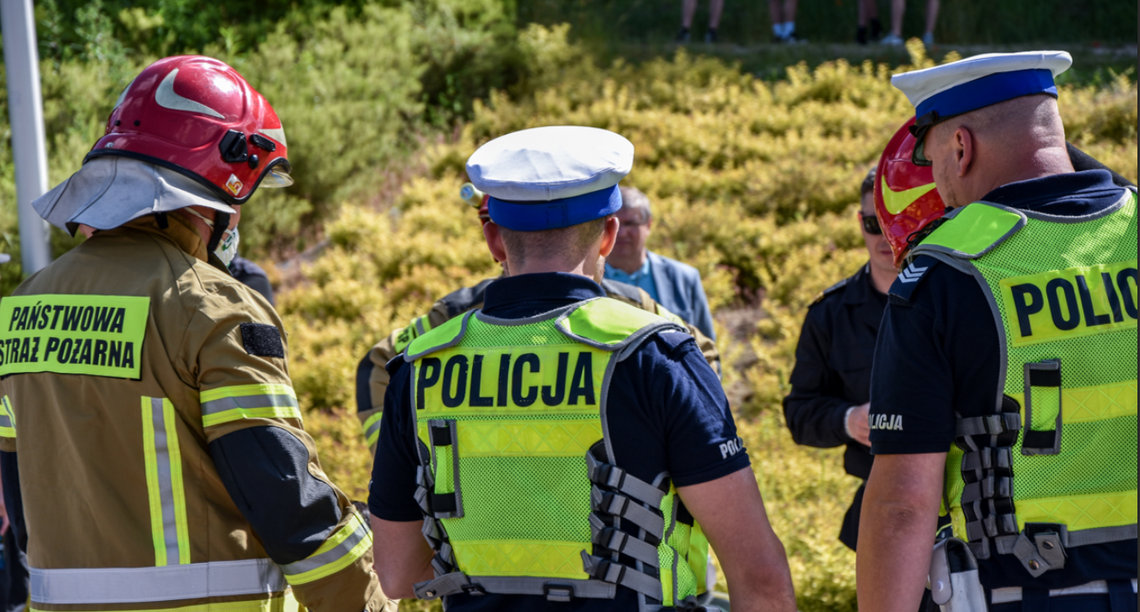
0, 56, 391, 612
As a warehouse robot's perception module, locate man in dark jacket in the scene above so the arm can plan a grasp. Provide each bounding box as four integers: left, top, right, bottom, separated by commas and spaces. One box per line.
783, 167, 892, 551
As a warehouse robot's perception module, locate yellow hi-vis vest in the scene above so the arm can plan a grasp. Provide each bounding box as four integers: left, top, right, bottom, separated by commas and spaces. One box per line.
911, 189, 1138, 576
403, 297, 709, 607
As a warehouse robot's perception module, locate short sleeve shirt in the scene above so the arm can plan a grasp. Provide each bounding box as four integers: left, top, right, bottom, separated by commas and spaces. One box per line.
868, 169, 1137, 589
369, 272, 748, 611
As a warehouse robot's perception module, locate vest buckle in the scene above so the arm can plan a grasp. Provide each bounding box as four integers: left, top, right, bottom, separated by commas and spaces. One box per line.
544, 583, 573, 602
461, 583, 487, 596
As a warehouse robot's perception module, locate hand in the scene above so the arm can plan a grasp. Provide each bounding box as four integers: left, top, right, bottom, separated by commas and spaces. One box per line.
847, 402, 871, 447
0, 495, 9, 537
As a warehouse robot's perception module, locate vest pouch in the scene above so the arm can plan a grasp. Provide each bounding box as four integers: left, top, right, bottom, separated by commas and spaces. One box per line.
1021, 360, 1062, 455
929, 537, 987, 612
428, 419, 463, 519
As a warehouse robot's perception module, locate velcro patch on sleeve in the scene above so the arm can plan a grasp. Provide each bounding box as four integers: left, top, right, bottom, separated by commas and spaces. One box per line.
240, 323, 285, 358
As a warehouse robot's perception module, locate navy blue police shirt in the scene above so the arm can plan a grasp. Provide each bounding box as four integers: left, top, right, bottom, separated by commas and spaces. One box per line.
868, 169, 1137, 591
369, 272, 749, 611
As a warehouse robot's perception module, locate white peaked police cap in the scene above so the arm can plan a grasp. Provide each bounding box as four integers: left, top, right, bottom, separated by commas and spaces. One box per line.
32, 157, 236, 236
466, 126, 634, 231
892, 51, 1073, 120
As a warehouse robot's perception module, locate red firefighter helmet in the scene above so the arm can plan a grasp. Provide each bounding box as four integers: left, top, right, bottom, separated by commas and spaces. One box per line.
874, 117, 946, 268
85, 55, 291, 205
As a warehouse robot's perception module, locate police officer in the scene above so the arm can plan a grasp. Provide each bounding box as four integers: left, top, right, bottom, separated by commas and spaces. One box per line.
857, 51, 1137, 612
0, 56, 390, 611
368, 126, 796, 611
354, 186, 720, 454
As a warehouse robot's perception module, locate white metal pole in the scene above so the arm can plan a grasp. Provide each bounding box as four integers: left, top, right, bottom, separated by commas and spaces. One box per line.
1, 0, 54, 274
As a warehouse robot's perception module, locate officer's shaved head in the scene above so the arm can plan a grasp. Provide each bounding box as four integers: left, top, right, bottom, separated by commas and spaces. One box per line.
499, 216, 610, 271
925, 94, 1072, 208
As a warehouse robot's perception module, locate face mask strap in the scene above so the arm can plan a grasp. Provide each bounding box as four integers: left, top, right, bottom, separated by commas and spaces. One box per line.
207, 212, 231, 253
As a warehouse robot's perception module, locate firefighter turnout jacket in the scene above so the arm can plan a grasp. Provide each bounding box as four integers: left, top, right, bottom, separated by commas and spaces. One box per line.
0, 215, 390, 612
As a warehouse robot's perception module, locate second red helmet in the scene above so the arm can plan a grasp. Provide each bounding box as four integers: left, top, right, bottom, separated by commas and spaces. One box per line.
874, 117, 946, 268
85, 55, 292, 205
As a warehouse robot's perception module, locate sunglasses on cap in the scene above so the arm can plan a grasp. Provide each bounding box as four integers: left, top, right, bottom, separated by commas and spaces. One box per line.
859, 211, 882, 235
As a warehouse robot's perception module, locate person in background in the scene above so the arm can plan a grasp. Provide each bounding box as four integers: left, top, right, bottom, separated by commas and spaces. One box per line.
783, 167, 894, 551
877, 0, 939, 47
229, 254, 275, 305
856, 0, 884, 44
677, 0, 725, 43
0, 253, 26, 612
768, 0, 804, 43
604, 186, 717, 340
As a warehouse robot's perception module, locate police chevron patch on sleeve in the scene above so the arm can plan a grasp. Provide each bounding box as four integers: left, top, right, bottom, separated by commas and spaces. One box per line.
898, 262, 929, 283
889, 255, 939, 302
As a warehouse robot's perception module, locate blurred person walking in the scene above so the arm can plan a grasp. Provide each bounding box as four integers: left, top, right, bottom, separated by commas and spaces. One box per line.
859, 51, 1138, 612
677, 0, 725, 42
369, 125, 796, 612
768, 0, 804, 43
877, 0, 939, 46
604, 186, 718, 341
0, 56, 391, 612
856, 0, 884, 44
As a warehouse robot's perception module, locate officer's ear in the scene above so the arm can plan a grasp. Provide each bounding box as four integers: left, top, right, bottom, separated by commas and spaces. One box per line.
949, 124, 976, 179
599, 215, 619, 258
483, 221, 509, 264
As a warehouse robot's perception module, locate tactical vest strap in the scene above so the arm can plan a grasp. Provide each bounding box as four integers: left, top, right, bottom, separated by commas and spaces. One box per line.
586, 451, 666, 508
581, 552, 664, 599
956, 412, 1021, 437
427, 419, 463, 519
589, 515, 662, 567
591, 486, 666, 540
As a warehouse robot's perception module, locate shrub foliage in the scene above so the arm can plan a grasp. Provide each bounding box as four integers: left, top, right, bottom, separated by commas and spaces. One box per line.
0, 11, 1135, 609
274, 33, 1136, 611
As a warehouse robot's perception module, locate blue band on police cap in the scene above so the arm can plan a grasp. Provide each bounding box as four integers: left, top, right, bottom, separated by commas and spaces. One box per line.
915, 69, 1057, 120
488, 185, 622, 231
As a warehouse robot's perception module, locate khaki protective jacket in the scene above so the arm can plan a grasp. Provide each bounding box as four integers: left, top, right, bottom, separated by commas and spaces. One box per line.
0, 214, 389, 612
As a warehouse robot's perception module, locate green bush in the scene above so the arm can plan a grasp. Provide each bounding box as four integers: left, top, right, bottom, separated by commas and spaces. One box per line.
280, 35, 1136, 610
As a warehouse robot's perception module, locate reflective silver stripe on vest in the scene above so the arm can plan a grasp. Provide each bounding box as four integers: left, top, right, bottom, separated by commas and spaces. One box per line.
364, 418, 382, 443
991, 578, 1137, 604
200, 392, 298, 415
149, 397, 180, 565
30, 559, 286, 604
414, 572, 616, 600
280, 516, 369, 577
